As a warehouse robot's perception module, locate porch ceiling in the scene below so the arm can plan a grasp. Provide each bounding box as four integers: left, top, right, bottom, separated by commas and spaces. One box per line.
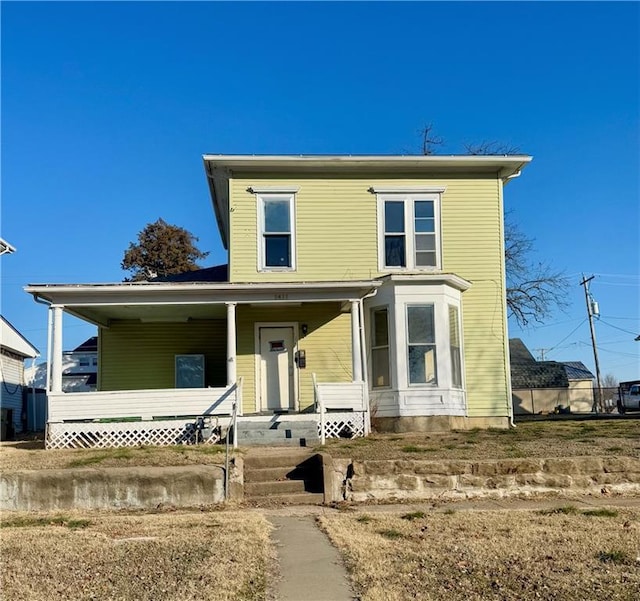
25, 280, 381, 327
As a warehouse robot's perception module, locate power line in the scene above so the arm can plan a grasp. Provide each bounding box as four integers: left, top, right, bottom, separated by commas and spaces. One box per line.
547, 318, 588, 353
598, 319, 639, 336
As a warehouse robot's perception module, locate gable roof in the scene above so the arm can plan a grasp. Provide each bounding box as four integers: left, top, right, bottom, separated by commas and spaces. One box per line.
509, 338, 536, 363
0, 316, 39, 358
562, 361, 595, 381
72, 337, 98, 352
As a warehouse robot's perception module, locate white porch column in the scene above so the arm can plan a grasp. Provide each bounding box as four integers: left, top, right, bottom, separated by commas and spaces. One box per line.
226, 302, 237, 386
351, 300, 362, 382
50, 305, 63, 393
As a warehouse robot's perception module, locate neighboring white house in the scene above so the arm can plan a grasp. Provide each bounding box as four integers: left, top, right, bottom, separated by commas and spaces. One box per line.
1, 316, 39, 437
28, 336, 97, 393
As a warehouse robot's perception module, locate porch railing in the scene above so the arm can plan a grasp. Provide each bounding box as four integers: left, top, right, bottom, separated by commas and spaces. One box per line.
312, 373, 367, 444
47, 385, 238, 422
46, 383, 241, 449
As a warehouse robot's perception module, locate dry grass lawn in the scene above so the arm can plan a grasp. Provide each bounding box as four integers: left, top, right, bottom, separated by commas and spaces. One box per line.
324, 418, 640, 461
0, 510, 272, 601
319, 506, 640, 601
1, 419, 638, 472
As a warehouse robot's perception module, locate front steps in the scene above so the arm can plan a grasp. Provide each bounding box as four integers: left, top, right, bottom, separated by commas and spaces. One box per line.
244, 450, 324, 505
235, 417, 320, 447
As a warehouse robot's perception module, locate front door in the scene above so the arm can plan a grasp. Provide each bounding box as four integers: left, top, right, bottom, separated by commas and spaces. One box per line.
259, 326, 295, 411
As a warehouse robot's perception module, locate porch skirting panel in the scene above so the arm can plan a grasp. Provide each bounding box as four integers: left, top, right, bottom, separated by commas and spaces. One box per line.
46, 418, 229, 450
319, 411, 366, 439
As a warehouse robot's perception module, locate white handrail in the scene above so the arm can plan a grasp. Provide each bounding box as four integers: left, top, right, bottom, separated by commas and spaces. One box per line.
233, 377, 242, 449
312, 373, 325, 446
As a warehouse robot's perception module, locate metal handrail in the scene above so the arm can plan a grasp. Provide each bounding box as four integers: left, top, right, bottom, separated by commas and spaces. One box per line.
224, 378, 241, 501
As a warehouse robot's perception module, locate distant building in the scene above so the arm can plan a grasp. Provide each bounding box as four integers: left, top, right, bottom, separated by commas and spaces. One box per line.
27, 337, 97, 393
1, 316, 39, 436
510, 339, 595, 414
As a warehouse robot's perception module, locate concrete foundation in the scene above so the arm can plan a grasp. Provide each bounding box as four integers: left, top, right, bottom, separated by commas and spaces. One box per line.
373, 415, 510, 433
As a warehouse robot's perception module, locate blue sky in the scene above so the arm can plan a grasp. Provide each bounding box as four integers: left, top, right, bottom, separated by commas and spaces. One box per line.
2, 1, 638, 382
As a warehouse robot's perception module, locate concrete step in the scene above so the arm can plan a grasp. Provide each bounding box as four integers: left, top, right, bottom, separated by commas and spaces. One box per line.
237, 420, 319, 431
244, 451, 319, 469
244, 465, 317, 483
237, 436, 318, 447
245, 479, 312, 496
245, 492, 325, 506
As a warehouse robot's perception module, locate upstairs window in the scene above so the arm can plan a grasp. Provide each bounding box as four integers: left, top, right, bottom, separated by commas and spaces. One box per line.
376, 190, 442, 270
257, 193, 296, 270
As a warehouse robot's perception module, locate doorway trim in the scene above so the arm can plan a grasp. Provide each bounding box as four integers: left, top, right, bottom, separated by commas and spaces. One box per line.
254, 322, 299, 413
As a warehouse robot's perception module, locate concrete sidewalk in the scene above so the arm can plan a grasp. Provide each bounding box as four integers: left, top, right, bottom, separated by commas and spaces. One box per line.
268, 516, 354, 601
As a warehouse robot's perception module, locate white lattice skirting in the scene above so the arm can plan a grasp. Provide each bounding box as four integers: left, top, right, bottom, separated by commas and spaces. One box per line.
319, 411, 366, 439
47, 420, 224, 450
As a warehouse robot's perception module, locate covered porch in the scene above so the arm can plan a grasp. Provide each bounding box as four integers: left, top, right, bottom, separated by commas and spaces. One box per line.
25, 280, 380, 449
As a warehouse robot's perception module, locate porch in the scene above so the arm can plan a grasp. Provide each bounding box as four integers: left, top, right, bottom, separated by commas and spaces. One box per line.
44, 379, 367, 449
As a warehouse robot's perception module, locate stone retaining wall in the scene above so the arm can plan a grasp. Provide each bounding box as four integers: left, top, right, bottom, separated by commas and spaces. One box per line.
343, 456, 640, 502
0, 465, 227, 511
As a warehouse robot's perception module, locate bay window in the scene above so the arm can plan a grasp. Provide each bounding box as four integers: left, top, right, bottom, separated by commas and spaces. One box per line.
371, 308, 390, 388
406, 304, 437, 385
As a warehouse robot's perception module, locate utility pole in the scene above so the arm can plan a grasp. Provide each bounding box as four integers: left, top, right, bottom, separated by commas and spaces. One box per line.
534, 348, 550, 361
580, 274, 603, 413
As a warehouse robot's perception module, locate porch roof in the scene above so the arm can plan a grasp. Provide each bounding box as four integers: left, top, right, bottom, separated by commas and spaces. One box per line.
24, 280, 381, 327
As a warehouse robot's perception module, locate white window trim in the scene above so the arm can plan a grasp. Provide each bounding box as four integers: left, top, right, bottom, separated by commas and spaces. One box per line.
376, 191, 443, 272
405, 303, 438, 387
371, 306, 392, 390
256, 192, 297, 272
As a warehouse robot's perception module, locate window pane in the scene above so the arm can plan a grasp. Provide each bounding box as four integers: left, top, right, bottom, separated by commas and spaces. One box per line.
373, 309, 388, 346
372, 348, 390, 388
385, 235, 406, 267
415, 234, 435, 251
416, 251, 437, 267
415, 218, 435, 233
384, 201, 405, 233
264, 199, 290, 233
407, 305, 435, 344
408, 345, 437, 384
414, 201, 434, 219
265, 235, 291, 267
449, 305, 462, 388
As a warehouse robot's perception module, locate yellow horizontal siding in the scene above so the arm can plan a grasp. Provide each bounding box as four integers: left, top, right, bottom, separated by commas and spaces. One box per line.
236, 303, 352, 413
100, 321, 226, 391
228, 171, 509, 417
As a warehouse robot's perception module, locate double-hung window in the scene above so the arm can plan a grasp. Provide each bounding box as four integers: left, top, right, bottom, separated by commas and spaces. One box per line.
406, 304, 437, 385
371, 308, 390, 388
258, 193, 296, 270
448, 305, 462, 388
376, 190, 443, 270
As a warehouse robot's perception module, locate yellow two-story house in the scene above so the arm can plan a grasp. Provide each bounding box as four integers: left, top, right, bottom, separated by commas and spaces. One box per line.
27, 154, 531, 448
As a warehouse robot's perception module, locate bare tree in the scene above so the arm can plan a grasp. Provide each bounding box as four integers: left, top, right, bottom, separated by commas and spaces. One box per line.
504, 215, 569, 326
464, 140, 522, 155
420, 124, 445, 155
